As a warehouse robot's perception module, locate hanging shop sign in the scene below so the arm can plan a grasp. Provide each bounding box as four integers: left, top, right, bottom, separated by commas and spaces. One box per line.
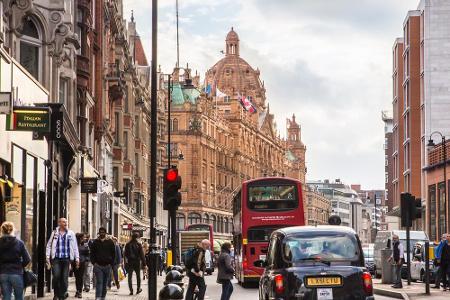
5, 107, 50, 132
80, 177, 98, 193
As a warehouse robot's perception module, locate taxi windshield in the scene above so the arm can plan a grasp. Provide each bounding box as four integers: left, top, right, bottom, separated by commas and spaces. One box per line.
282, 233, 360, 263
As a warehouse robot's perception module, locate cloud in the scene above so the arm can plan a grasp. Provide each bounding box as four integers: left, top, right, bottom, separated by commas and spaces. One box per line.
122, 0, 418, 189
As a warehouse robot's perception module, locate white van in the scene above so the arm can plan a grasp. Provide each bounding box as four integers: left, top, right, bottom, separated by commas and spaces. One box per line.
374, 230, 428, 277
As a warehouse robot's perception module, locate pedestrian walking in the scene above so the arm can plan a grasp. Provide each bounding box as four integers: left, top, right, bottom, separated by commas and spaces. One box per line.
124, 232, 146, 295
83, 234, 93, 292
440, 234, 450, 291
46, 218, 80, 300
0, 221, 31, 300
217, 242, 234, 300
388, 234, 404, 288
73, 233, 89, 298
90, 227, 116, 300
107, 236, 122, 290
184, 239, 211, 300
159, 248, 166, 276
434, 234, 447, 289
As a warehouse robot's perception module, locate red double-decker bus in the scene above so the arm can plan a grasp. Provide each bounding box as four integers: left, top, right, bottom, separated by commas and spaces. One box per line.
233, 177, 305, 286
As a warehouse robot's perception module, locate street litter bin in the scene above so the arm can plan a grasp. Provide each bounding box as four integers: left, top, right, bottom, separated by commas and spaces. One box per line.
381, 248, 394, 284
159, 283, 184, 300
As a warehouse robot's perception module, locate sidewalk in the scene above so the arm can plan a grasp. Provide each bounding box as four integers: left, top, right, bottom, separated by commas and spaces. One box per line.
373, 279, 449, 300
25, 274, 167, 300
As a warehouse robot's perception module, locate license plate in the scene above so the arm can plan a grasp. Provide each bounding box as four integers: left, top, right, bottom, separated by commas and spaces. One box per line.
317, 288, 333, 300
306, 277, 342, 287
259, 255, 266, 260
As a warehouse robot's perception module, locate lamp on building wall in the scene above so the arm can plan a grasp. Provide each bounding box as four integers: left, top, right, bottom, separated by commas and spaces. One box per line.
428, 131, 448, 233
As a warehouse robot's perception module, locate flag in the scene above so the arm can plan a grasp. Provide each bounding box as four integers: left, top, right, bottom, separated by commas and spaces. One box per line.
238, 93, 257, 113
204, 84, 212, 95
216, 88, 227, 99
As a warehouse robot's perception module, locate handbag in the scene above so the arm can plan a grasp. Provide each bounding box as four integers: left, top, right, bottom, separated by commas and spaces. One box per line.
23, 269, 37, 287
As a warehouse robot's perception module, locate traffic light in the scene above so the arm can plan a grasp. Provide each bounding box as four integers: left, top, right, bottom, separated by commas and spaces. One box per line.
163, 167, 182, 210
401, 193, 422, 227
401, 192, 413, 227
412, 198, 422, 220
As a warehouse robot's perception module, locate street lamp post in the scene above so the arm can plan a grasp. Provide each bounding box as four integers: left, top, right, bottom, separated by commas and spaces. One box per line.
428, 132, 447, 235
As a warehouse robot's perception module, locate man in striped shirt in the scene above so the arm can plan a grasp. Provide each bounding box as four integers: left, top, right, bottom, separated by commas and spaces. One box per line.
46, 218, 79, 300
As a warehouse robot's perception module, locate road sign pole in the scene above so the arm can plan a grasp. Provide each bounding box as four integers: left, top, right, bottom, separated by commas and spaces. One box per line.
425, 241, 430, 294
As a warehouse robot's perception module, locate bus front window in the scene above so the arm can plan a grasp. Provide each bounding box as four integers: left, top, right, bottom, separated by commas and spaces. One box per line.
248, 184, 297, 211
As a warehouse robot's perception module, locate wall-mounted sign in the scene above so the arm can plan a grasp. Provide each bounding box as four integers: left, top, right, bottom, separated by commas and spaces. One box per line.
50, 110, 63, 141
0, 92, 11, 114
80, 177, 98, 193
6, 107, 50, 132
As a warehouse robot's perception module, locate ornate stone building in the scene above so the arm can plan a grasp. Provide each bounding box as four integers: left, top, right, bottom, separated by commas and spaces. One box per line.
169, 28, 306, 236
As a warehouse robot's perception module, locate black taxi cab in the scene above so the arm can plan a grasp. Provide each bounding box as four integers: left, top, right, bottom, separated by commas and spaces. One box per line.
255, 225, 374, 300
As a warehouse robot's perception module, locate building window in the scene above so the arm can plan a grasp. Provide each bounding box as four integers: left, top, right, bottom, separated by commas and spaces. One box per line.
114, 112, 120, 146
176, 213, 186, 230
20, 18, 41, 81
224, 96, 231, 103
124, 132, 128, 159
203, 214, 209, 224
135, 153, 139, 176
188, 213, 201, 225
438, 182, 446, 238
172, 119, 178, 132
211, 215, 217, 232
429, 184, 436, 241
113, 167, 119, 191
134, 116, 139, 137
59, 78, 69, 109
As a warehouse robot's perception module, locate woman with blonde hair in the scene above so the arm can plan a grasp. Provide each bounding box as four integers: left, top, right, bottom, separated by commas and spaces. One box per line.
0, 221, 31, 300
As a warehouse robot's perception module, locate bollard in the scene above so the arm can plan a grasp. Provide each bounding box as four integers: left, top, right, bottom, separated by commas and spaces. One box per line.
159, 283, 184, 300
425, 242, 430, 295
164, 270, 184, 288
171, 265, 184, 274
166, 265, 174, 274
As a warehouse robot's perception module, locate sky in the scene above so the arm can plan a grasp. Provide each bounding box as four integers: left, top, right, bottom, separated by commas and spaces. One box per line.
122, 0, 418, 190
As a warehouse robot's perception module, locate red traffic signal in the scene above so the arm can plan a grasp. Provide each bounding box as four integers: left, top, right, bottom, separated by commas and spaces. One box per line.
166, 168, 178, 182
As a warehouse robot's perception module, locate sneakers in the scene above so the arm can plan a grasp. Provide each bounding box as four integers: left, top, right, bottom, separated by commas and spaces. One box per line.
75, 292, 82, 298
137, 288, 143, 294
129, 290, 134, 295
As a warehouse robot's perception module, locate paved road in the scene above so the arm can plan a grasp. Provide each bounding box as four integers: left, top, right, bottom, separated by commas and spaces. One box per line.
33, 271, 397, 300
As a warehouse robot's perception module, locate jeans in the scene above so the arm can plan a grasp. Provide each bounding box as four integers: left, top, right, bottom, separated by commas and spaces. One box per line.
83, 262, 93, 290
0, 273, 24, 300
93, 264, 111, 299
220, 279, 233, 300
441, 262, 449, 288
52, 258, 70, 298
107, 264, 120, 288
126, 262, 141, 292
393, 263, 402, 286
185, 273, 206, 300
74, 261, 87, 293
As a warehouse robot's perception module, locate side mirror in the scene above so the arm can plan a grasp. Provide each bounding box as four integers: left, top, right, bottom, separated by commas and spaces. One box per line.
253, 259, 267, 268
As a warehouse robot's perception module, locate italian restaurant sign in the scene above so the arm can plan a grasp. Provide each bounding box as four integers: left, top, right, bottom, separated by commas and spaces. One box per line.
6, 107, 50, 132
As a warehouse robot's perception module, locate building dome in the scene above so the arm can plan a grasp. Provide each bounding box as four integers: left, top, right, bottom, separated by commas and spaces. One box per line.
205, 28, 266, 108
226, 27, 239, 42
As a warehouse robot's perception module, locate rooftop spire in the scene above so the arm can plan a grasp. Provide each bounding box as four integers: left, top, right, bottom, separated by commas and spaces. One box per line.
131, 10, 135, 23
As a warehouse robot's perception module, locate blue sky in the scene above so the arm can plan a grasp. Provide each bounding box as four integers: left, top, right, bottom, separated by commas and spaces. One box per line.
123, 0, 418, 189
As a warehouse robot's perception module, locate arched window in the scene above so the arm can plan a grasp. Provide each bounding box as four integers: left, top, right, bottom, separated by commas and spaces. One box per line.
172, 118, 179, 132
211, 215, 217, 232
203, 213, 210, 224
188, 213, 202, 225
224, 218, 228, 234
176, 213, 186, 231
20, 18, 42, 81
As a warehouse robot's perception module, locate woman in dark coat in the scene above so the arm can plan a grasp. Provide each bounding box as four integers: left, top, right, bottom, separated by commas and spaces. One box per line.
217, 242, 234, 300
0, 221, 31, 300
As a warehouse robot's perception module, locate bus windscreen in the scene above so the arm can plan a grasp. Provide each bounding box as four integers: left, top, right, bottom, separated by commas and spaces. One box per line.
248, 184, 297, 210
248, 226, 283, 242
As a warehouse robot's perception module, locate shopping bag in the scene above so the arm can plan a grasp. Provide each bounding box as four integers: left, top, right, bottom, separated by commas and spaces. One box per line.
118, 266, 126, 282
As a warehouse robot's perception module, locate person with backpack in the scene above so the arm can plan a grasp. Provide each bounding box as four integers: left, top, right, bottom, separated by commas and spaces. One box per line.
124, 232, 146, 295
0, 221, 31, 300
185, 239, 211, 300
217, 242, 234, 300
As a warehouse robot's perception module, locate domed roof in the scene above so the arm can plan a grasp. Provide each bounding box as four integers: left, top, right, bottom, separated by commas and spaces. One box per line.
205, 28, 266, 108
226, 27, 239, 41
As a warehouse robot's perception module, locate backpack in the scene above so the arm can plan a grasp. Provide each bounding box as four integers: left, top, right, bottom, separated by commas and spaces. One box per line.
183, 247, 196, 268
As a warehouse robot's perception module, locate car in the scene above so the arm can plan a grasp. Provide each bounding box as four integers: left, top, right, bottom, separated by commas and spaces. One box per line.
362, 245, 375, 276
410, 245, 435, 282
255, 226, 374, 300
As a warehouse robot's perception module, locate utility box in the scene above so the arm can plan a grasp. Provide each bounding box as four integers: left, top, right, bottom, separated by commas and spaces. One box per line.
381, 248, 394, 284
